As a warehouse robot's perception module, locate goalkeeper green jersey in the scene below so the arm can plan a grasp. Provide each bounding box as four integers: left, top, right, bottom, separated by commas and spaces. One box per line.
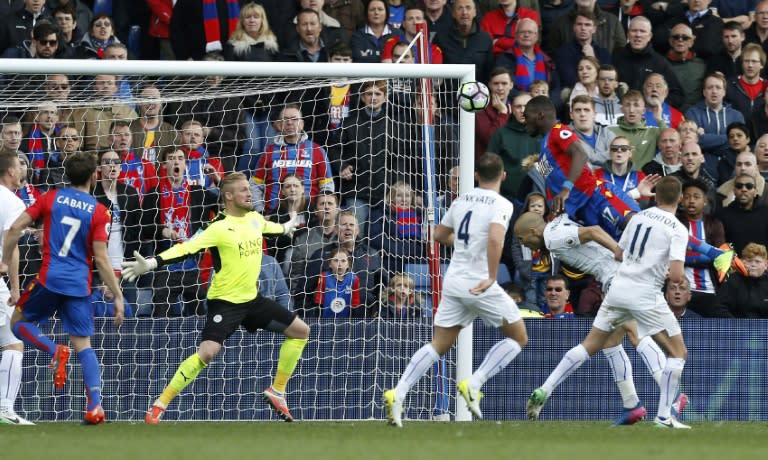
157, 211, 285, 304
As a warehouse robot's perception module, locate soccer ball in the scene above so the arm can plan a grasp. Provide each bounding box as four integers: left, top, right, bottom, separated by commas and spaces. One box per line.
457, 81, 490, 113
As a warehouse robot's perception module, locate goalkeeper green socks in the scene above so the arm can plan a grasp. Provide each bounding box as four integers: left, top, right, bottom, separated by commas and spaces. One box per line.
272, 338, 308, 394
158, 353, 208, 406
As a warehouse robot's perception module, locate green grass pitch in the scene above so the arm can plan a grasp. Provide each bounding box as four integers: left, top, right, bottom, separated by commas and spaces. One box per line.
3, 421, 767, 460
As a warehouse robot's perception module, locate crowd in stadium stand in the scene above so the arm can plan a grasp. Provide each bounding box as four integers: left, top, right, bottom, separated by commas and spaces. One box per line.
2, 0, 768, 319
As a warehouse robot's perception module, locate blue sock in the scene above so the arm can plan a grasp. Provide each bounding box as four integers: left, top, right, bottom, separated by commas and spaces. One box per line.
687, 235, 723, 260
12, 321, 57, 355
78, 348, 102, 410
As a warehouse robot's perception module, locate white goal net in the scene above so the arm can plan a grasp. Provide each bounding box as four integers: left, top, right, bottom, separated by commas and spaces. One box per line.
1, 59, 476, 421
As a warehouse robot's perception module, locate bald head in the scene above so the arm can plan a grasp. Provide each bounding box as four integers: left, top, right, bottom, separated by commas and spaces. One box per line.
734, 151, 758, 176
513, 211, 548, 250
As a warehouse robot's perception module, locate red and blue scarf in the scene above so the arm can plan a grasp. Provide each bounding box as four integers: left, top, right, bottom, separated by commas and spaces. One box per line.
203, 0, 240, 51
394, 206, 421, 239
512, 45, 548, 91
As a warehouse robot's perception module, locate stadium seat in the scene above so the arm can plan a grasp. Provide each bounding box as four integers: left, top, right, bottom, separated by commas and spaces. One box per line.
93, 0, 113, 16
128, 25, 141, 59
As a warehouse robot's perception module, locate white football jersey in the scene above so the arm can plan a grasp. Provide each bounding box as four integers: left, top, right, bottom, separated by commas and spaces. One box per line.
604, 206, 687, 310
544, 214, 619, 285
0, 184, 26, 297
441, 187, 513, 294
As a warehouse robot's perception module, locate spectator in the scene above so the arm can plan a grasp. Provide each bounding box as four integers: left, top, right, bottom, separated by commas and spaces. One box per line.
434, 0, 494, 84
21, 102, 59, 187
568, 56, 600, 106
80, 74, 138, 150
713, 242, 768, 318
480, 0, 540, 57
496, 18, 555, 93
593, 64, 622, 127
707, 21, 747, 80
92, 149, 142, 315
423, 0, 454, 38
684, 72, 746, 179
12, 152, 42, 289
749, 85, 768, 137
595, 136, 647, 201
296, 0, 346, 33
486, 92, 539, 202
717, 151, 768, 208
678, 119, 701, 145
130, 83, 177, 164
43, 74, 85, 131
475, 67, 513, 159
251, 104, 334, 215
528, 79, 550, 98
46, 124, 81, 187
224, 2, 280, 62
718, 122, 753, 183
643, 128, 683, 177
259, 254, 292, 310
677, 178, 727, 316
744, 0, 768, 55
111, 120, 159, 200
324, 0, 365, 36
665, 23, 707, 112
0, 116, 23, 155
0, 0, 52, 54
350, 0, 392, 62
381, 6, 443, 63
141, 147, 219, 316
608, 90, 664, 170
50, 1, 92, 36
379, 273, 423, 318
178, 120, 224, 193
612, 16, 685, 109
266, 174, 311, 274
282, 8, 345, 62
511, 191, 552, 310
654, 0, 723, 60
544, 0, 625, 56
1, 20, 73, 58
289, 191, 340, 299
756, 133, 768, 179
568, 94, 613, 167
712, 1, 756, 29
540, 274, 575, 319
321, 42, 357, 150
716, 172, 768, 253
77, 14, 120, 59
169, 0, 240, 61
302, 210, 385, 316
642, 73, 684, 130
664, 277, 701, 319
369, 180, 427, 274
725, 43, 768, 122
554, 11, 612, 90
312, 247, 363, 318
673, 142, 718, 211
145, 0, 175, 60
52, 4, 82, 50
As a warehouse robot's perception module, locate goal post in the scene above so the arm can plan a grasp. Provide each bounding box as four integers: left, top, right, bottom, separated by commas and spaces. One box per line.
1, 58, 476, 421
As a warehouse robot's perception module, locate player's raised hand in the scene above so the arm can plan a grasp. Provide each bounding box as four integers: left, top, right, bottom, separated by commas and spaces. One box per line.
552, 189, 569, 215
637, 174, 661, 197
121, 251, 158, 282
283, 211, 299, 237
469, 278, 495, 295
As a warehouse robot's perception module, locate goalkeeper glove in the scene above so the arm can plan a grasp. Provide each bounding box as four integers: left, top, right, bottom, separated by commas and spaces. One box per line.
283, 212, 299, 238
121, 251, 158, 282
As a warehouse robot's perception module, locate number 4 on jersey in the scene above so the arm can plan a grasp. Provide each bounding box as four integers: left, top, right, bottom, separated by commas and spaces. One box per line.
457, 211, 472, 246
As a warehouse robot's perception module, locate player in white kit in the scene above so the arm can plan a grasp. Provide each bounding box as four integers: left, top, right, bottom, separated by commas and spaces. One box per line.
383, 153, 528, 427
525, 176, 691, 428
514, 212, 688, 425
0, 152, 33, 425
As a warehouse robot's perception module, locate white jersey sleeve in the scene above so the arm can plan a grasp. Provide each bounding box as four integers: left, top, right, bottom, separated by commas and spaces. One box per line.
0, 185, 26, 261
442, 188, 513, 293
544, 214, 620, 285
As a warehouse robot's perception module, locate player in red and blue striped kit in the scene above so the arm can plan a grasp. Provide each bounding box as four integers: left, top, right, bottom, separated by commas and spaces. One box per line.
0, 152, 124, 425
524, 96, 646, 240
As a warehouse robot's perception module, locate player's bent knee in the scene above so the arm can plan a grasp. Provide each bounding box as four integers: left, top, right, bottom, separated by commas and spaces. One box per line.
285, 317, 310, 339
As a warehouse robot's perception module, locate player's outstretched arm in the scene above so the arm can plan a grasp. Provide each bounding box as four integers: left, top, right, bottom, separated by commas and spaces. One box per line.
470, 222, 505, 295
577, 226, 623, 261
433, 224, 454, 247
93, 241, 124, 326
121, 251, 158, 282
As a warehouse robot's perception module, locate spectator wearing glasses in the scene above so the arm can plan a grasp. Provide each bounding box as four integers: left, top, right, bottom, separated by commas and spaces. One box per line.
654, 0, 723, 60
726, 43, 768, 122
52, 4, 83, 50
1, 20, 73, 59
595, 136, 649, 203
717, 172, 768, 253
45, 124, 82, 188
665, 23, 706, 112
540, 275, 575, 319
77, 14, 119, 59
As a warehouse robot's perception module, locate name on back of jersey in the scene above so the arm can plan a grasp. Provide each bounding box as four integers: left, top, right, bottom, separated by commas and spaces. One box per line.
56, 194, 95, 213
458, 194, 497, 205
644, 210, 681, 230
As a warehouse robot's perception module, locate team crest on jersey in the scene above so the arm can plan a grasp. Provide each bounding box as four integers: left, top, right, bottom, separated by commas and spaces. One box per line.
559, 129, 573, 140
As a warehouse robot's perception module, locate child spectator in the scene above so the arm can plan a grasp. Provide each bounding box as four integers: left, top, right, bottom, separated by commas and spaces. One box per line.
380, 273, 423, 319
313, 247, 363, 318
528, 79, 550, 98
510, 192, 552, 309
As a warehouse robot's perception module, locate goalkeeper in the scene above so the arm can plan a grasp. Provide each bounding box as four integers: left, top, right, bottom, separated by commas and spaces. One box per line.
123, 172, 309, 423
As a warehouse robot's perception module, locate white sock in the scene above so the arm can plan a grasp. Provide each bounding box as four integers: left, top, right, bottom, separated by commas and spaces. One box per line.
468, 338, 521, 391
541, 344, 590, 395
636, 336, 666, 386
658, 357, 685, 419
0, 350, 23, 412
394, 343, 440, 400
602, 344, 640, 408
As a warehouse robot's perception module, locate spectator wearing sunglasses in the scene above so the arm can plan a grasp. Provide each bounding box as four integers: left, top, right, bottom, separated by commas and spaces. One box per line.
540, 275, 574, 319
717, 172, 768, 254
45, 124, 82, 188
1, 20, 73, 59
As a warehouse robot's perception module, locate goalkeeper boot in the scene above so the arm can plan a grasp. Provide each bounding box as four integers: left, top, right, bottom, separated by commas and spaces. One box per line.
50, 345, 70, 390
0, 408, 35, 425
612, 402, 647, 426
263, 387, 293, 422
83, 405, 105, 425
457, 379, 483, 419
382, 389, 403, 428
654, 415, 691, 429
671, 392, 689, 419
526, 387, 548, 420
145, 403, 166, 425
713, 247, 735, 283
